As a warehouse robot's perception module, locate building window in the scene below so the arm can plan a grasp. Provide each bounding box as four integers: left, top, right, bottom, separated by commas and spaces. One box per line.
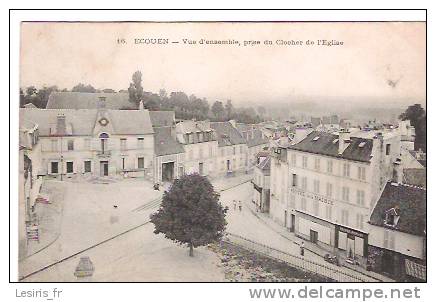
313, 179, 320, 194
84, 138, 91, 150
122, 158, 125, 170
66, 161, 74, 173
325, 205, 332, 220
343, 163, 350, 177
233, 146, 236, 155
386, 144, 391, 155
84, 161, 91, 173
326, 182, 333, 198
67, 139, 74, 151
327, 160, 333, 174
300, 198, 307, 211
356, 213, 364, 229
199, 146, 204, 159
358, 166, 366, 181
289, 193, 296, 208
209, 146, 213, 157
356, 190, 365, 206
291, 153, 296, 166
313, 200, 319, 216
137, 138, 144, 149
342, 186, 350, 202
138, 157, 145, 169
301, 177, 307, 190
51, 139, 58, 152
341, 209, 349, 225
302, 156, 308, 168
292, 174, 298, 187
51, 162, 59, 174
120, 138, 127, 150
314, 158, 320, 171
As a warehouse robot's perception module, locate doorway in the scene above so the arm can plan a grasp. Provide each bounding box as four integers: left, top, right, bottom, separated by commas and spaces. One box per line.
290, 214, 295, 232
347, 236, 355, 259
199, 162, 204, 175
100, 161, 109, 176
284, 210, 288, 228
310, 229, 318, 244
162, 162, 175, 182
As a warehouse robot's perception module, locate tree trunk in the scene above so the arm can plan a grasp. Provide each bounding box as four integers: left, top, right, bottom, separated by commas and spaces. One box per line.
189, 242, 194, 257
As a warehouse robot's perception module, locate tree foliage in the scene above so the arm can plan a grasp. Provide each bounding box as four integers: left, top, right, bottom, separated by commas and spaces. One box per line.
128, 70, 144, 107
211, 101, 225, 120
20, 85, 59, 108
150, 174, 227, 257
72, 83, 97, 93
399, 104, 426, 152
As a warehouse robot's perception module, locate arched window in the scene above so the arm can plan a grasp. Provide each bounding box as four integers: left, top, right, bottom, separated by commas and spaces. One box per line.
99, 133, 109, 153
99, 133, 109, 139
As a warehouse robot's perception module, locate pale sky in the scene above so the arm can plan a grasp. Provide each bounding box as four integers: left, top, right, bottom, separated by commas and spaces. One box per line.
20, 22, 426, 105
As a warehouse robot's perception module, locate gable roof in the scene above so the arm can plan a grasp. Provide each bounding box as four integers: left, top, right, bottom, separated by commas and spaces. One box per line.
210, 122, 247, 147
20, 108, 154, 136
149, 111, 175, 127
154, 127, 184, 156
256, 157, 271, 175
289, 131, 373, 163
369, 181, 426, 236
46, 92, 134, 109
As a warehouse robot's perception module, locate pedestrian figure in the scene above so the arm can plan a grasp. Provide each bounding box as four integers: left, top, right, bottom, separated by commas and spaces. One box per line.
233, 200, 237, 210
300, 241, 305, 256
238, 200, 242, 211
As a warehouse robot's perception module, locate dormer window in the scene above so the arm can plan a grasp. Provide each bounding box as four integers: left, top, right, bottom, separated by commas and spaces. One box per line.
384, 207, 400, 227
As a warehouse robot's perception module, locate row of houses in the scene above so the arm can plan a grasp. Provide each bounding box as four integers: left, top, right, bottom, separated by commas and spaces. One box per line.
252, 123, 426, 281
19, 92, 270, 223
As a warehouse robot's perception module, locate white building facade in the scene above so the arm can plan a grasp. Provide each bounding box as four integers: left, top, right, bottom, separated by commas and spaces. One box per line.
270, 129, 401, 263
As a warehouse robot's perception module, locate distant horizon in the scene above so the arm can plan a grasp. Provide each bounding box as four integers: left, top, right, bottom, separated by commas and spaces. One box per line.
21, 22, 425, 107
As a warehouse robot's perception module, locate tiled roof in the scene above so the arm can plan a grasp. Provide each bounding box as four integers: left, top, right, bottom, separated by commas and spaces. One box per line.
149, 111, 175, 127
210, 122, 247, 147
20, 108, 154, 136
154, 127, 184, 156
46, 92, 135, 109
289, 131, 373, 163
256, 157, 271, 175
369, 181, 426, 236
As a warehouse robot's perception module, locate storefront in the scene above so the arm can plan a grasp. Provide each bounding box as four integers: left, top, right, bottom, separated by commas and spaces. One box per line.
335, 225, 368, 259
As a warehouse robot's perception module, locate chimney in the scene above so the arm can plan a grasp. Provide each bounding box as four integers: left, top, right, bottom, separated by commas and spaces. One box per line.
98, 96, 106, 109
56, 114, 66, 135
338, 128, 351, 154
393, 158, 403, 184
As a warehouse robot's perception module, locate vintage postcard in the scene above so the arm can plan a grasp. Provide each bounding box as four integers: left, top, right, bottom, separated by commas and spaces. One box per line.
16, 19, 426, 286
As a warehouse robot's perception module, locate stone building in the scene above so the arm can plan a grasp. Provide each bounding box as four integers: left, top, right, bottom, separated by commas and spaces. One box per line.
252, 156, 271, 213
20, 102, 155, 180
175, 120, 218, 176
210, 121, 248, 176
269, 128, 401, 264
367, 182, 426, 281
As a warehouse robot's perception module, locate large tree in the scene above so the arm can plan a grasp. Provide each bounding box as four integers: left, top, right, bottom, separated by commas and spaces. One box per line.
225, 99, 234, 120
399, 104, 426, 152
128, 70, 144, 107
150, 174, 227, 257
211, 101, 225, 120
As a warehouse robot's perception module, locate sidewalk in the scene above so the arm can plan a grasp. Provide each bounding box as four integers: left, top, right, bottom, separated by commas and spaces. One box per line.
243, 199, 394, 282
21, 180, 66, 260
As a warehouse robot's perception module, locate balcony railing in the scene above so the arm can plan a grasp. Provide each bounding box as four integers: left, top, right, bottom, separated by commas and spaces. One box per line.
97, 150, 111, 157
